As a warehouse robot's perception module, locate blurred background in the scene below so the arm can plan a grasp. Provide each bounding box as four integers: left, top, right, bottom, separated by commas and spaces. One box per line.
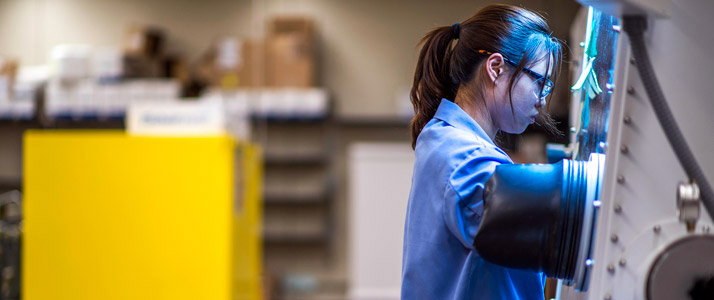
0, 0, 582, 299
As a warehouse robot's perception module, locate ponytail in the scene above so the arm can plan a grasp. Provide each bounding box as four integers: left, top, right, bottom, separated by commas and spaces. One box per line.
409, 4, 563, 150
409, 26, 458, 149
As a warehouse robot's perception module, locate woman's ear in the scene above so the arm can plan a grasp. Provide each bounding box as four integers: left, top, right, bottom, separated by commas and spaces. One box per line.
486, 53, 505, 84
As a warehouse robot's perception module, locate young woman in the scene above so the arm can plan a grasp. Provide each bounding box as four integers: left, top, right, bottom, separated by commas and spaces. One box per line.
401, 4, 562, 299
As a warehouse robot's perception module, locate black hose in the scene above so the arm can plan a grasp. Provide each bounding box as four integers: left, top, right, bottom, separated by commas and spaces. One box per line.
623, 16, 714, 221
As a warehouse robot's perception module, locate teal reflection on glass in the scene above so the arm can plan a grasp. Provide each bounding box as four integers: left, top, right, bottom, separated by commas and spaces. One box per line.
571, 7, 620, 160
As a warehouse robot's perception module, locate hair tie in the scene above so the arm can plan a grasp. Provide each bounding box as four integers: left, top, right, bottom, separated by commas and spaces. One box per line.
451, 23, 460, 39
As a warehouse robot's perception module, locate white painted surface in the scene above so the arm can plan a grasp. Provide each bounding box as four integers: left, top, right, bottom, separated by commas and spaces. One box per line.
347, 142, 414, 300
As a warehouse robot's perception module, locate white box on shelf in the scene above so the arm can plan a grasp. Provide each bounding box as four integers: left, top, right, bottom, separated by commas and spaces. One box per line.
300, 88, 328, 117
201, 89, 253, 141
92, 47, 123, 81
249, 87, 328, 118
51, 44, 92, 81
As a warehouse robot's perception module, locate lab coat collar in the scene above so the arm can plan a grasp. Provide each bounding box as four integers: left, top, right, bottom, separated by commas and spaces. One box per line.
434, 98, 495, 145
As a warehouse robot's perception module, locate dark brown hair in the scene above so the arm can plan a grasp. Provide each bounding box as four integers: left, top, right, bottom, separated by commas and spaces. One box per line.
409, 4, 563, 149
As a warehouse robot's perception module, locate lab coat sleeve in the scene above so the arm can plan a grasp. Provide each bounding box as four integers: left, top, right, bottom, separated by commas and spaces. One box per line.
443, 149, 511, 249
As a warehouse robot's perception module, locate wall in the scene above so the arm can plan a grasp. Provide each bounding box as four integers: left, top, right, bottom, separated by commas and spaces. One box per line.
0, 0, 580, 118
0, 0, 255, 64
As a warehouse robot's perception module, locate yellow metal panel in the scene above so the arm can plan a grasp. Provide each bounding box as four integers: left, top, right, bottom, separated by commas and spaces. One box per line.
233, 143, 264, 300
23, 130, 262, 300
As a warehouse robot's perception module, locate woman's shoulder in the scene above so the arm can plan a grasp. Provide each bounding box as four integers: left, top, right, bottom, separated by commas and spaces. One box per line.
416, 121, 510, 164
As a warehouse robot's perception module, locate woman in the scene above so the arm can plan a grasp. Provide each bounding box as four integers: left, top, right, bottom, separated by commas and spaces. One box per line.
401, 4, 562, 300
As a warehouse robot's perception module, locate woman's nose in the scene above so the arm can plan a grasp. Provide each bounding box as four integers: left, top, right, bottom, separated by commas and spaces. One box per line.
535, 96, 546, 108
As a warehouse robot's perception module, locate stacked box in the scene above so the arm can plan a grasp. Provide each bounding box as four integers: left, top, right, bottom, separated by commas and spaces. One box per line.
0, 58, 18, 100
266, 17, 315, 87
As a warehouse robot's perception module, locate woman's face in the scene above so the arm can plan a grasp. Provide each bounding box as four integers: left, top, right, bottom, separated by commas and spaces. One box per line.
492, 57, 549, 134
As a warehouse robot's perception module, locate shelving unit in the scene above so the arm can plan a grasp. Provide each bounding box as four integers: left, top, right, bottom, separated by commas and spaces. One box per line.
0, 178, 21, 190
264, 152, 329, 167
264, 187, 331, 205
252, 110, 337, 279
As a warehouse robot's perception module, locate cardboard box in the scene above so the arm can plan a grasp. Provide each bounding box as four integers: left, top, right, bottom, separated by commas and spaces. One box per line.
122, 54, 161, 78
160, 55, 189, 83
199, 38, 266, 89
1, 58, 19, 78
0, 58, 18, 100
238, 39, 266, 88
266, 17, 315, 87
123, 25, 166, 58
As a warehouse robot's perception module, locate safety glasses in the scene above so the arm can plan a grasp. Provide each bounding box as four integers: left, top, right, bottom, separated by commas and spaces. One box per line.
477, 50, 554, 99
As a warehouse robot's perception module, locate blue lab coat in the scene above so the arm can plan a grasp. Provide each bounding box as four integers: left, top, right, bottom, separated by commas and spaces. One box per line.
401, 99, 545, 300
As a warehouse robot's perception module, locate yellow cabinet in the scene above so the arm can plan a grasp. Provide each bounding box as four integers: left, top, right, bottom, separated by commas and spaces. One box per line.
23, 130, 262, 300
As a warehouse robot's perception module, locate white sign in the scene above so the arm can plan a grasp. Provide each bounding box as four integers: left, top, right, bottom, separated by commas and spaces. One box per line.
127, 100, 226, 136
